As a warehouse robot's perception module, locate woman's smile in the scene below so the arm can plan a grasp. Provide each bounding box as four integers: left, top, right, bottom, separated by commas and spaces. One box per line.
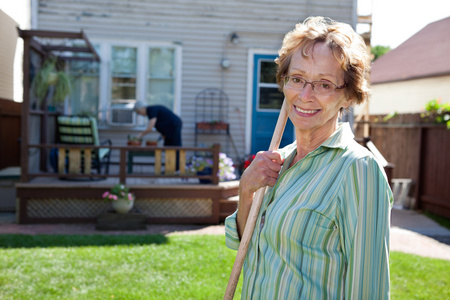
294, 105, 320, 115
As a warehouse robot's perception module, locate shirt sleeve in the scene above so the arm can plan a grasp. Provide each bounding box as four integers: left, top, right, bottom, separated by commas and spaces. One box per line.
338, 156, 393, 299
225, 210, 241, 250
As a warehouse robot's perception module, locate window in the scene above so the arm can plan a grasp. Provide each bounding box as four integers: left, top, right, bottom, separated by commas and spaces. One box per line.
111, 46, 137, 103
258, 60, 283, 111
67, 41, 181, 127
147, 48, 176, 109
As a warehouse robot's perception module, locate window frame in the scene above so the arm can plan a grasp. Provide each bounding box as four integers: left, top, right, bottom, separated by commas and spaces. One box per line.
92, 39, 182, 128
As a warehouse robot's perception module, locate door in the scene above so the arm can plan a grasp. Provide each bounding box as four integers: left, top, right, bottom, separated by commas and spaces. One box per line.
251, 54, 294, 154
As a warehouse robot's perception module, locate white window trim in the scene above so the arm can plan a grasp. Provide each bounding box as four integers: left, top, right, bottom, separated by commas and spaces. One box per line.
92, 38, 182, 128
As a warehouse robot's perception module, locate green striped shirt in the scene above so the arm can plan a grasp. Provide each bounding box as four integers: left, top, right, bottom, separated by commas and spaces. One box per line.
225, 123, 393, 299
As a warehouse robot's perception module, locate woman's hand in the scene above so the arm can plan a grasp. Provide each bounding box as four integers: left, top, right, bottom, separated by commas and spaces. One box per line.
237, 151, 284, 237
241, 151, 284, 194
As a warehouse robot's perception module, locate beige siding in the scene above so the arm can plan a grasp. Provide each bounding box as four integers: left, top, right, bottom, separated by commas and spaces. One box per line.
36, 0, 355, 162
366, 75, 450, 115
0, 10, 18, 101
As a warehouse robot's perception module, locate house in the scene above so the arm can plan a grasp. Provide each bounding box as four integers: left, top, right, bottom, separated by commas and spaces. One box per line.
9, 1, 363, 224
368, 16, 450, 115
31, 0, 360, 161
0, 10, 21, 212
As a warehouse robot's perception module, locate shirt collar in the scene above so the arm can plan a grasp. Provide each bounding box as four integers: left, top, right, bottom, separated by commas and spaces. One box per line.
321, 122, 355, 150
280, 122, 355, 163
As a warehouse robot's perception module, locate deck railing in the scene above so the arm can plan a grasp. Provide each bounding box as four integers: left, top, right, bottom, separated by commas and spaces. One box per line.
23, 143, 221, 185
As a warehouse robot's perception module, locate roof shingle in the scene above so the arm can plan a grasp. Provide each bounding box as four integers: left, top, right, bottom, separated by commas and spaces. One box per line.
370, 16, 450, 84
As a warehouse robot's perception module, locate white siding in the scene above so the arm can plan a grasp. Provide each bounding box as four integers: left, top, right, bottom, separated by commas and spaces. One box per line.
362, 75, 450, 115
0, 10, 18, 101
36, 0, 355, 162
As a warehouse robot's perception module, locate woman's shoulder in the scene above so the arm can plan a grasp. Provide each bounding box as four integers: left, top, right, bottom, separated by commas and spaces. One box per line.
344, 139, 374, 161
343, 140, 389, 176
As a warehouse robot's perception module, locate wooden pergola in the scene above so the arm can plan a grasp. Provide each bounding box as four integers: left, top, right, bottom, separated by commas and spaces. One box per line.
18, 29, 100, 182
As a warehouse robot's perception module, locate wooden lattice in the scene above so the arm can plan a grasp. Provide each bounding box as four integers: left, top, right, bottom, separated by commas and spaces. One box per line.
136, 198, 212, 217
25, 197, 213, 218
27, 198, 110, 218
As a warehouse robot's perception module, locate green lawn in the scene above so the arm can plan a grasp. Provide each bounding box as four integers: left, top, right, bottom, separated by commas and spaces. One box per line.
0, 234, 448, 299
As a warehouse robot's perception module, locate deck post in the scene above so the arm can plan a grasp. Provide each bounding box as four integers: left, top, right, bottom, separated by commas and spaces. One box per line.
212, 144, 220, 184
119, 148, 127, 184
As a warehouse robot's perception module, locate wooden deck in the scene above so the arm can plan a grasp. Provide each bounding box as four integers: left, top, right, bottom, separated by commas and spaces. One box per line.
16, 175, 239, 225
15, 143, 240, 224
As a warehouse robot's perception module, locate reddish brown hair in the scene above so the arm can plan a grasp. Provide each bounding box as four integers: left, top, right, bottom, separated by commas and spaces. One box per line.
275, 16, 371, 105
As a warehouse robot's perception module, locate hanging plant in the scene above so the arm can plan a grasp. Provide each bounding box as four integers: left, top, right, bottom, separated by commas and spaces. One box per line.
31, 57, 72, 105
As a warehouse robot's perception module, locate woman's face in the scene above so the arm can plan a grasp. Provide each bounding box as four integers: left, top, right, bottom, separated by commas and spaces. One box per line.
283, 42, 352, 139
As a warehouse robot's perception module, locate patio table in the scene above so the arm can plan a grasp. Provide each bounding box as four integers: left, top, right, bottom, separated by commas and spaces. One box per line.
127, 150, 155, 173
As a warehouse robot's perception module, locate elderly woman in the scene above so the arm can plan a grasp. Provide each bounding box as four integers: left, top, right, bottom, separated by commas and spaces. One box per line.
225, 17, 393, 299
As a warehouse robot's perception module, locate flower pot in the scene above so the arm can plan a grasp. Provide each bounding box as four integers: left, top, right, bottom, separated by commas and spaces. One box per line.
112, 198, 134, 214
146, 140, 158, 146
197, 167, 213, 184
127, 140, 142, 146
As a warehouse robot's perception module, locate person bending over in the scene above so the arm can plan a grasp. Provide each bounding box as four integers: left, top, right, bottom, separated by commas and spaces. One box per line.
133, 101, 182, 147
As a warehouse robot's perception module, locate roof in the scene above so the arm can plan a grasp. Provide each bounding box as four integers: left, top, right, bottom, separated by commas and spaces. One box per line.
370, 16, 450, 84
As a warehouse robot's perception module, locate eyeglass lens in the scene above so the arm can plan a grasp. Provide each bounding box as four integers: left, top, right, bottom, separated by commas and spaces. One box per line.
284, 76, 339, 95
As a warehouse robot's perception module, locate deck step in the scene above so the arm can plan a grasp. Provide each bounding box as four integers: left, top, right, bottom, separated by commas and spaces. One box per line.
219, 196, 238, 221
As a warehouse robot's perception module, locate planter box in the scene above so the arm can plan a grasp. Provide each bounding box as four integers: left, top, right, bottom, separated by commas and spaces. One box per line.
196, 122, 229, 131
127, 140, 142, 146
146, 140, 158, 146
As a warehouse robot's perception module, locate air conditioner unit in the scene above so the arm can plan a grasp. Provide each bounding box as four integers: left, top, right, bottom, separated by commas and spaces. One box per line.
109, 104, 136, 126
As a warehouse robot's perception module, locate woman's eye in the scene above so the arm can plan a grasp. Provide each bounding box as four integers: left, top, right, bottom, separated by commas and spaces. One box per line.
320, 82, 331, 89
292, 77, 302, 83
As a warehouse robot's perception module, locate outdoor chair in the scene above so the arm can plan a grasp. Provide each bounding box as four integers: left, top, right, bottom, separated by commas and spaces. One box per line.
392, 178, 415, 209
56, 116, 111, 178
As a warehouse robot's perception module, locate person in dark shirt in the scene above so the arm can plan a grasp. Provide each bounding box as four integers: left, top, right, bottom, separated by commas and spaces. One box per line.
133, 101, 182, 147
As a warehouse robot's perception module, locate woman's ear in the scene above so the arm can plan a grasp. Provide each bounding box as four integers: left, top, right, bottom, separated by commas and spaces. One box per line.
341, 97, 353, 109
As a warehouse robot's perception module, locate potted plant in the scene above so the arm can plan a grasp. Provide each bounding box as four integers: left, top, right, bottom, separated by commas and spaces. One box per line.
188, 152, 236, 183
420, 98, 450, 129
237, 153, 256, 176
102, 184, 135, 214
145, 138, 159, 146
31, 57, 72, 108
127, 135, 142, 146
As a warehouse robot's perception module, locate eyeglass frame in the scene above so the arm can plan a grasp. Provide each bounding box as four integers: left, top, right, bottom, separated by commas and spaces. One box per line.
282, 75, 347, 95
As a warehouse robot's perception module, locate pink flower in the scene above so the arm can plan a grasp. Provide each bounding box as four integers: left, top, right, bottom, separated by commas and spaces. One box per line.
102, 192, 109, 198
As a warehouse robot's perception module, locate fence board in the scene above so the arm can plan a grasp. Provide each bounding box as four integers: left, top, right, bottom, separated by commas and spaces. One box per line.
0, 99, 21, 169
356, 114, 450, 218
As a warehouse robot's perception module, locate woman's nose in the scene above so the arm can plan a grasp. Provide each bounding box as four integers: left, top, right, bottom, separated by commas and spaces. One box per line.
298, 82, 314, 101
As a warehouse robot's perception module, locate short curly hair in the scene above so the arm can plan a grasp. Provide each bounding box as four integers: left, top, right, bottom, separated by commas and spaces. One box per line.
275, 16, 371, 105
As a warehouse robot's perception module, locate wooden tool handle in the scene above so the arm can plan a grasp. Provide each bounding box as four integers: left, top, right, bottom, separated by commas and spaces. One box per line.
224, 100, 289, 299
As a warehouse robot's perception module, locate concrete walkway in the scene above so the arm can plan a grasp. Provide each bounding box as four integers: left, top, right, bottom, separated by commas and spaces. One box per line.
0, 209, 449, 260
390, 209, 450, 260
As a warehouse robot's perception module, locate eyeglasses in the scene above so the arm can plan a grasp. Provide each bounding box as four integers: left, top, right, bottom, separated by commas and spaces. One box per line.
283, 75, 346, 96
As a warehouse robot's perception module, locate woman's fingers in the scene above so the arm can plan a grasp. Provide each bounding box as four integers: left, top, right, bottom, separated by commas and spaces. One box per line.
241, 151, 284, 192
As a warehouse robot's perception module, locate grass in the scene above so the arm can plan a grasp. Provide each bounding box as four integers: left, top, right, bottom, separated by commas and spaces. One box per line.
390, 251, 450, 299
0, 234, 242, 300
0, 234, 448, 299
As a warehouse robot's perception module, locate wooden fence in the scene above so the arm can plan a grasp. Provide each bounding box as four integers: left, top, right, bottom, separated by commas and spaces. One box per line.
0, 98, 21, 169
355, 114, 450, 218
